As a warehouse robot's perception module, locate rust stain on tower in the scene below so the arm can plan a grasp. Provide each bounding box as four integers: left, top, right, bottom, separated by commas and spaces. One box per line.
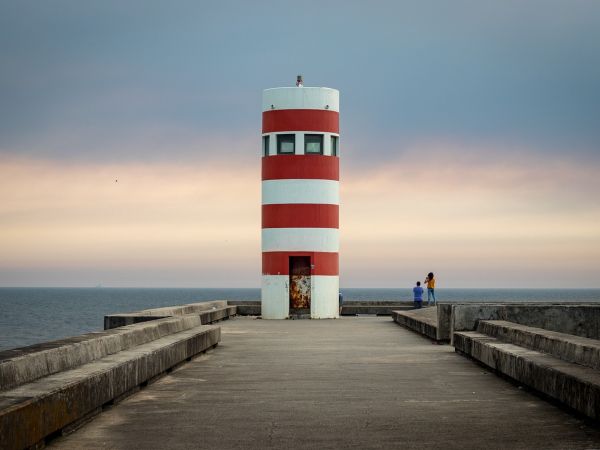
289, 256, 311, 310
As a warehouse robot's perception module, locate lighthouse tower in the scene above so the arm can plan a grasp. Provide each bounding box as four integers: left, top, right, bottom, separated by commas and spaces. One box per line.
261, 77, 340, 319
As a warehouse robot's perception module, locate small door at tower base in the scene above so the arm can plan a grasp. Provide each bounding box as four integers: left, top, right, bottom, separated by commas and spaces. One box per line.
289, 256, 311, 313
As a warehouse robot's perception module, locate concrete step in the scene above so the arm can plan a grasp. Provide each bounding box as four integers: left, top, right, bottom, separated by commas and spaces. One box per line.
199, 305, 237, 324
342, 304, 413, 316
448, 303, 600, 342
391, 307, 441, 341
227, 301, 261, 315
478, 320, 600, 370
454, 331, 600, 421
0, 324, 220, 450
104, 301, 236, 329
0, 315, 205, 391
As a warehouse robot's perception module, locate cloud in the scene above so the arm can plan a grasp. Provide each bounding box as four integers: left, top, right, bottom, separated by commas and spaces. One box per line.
1, 1, 599, 163
0, 157, 260, 285
1, 144, 599, 287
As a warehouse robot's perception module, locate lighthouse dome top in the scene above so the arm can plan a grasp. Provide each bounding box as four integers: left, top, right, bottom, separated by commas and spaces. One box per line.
262, 86, 339, 113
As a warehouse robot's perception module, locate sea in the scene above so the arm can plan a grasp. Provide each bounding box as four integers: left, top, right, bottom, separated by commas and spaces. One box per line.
1, 287, 600, 352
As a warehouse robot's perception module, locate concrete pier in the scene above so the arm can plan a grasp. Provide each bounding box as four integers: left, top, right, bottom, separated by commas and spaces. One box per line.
52, 317, 600, 449
0, 305, 235, 450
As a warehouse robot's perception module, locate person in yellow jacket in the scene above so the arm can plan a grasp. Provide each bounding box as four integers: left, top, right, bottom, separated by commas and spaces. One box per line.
424, 272, 436, 305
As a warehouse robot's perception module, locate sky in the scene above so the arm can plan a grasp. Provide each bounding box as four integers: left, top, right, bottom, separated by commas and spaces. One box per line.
1, 0, 599, 288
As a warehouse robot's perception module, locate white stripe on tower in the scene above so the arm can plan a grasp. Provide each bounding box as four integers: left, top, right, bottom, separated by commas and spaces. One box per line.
262, 228, 340, 252
262, 179, 339, 205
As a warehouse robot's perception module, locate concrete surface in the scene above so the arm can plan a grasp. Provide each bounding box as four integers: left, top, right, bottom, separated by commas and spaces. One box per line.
454, 329, 600, 420
341, 302, 414, 315
227, 300, 261, 316
0, 315, 205, 391
53, 317, 600, 450
104, 300, 231, 329
449, 303, 600, 342
392, 307, 440, 341
342, 301, 412, 306
479, 320, 600, 370
436, 303, 453, 341
0, 322, 220, 450
196, 306, 237, 324
228, 301, 416, 317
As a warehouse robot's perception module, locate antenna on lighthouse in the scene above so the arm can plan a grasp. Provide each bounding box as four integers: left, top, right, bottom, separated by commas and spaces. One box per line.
296, 75, 303, 87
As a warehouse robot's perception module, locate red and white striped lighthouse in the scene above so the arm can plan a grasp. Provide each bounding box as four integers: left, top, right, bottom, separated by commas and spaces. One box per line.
261, 79, 340, 319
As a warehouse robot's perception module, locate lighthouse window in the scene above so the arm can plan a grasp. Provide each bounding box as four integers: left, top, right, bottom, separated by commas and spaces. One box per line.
277, 134, 295, 154
305, 134, 323, 154
331, 136, 339, 156
262, 135, 270, 156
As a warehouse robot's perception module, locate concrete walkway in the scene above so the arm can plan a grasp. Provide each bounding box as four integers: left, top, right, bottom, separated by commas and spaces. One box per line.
53, 317, 600, 449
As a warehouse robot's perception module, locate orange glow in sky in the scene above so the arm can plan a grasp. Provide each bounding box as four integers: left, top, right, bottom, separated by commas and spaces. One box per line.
2, 141, 598, 288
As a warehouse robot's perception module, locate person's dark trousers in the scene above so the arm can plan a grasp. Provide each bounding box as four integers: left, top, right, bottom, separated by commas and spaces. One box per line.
414, 300, 422, 309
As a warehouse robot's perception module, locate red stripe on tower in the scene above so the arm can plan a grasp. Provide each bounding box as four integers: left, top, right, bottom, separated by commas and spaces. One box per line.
262, 109, 339, 133
262, 204, 339, 229
262, 252, 339, 276
262, 155, 339, 181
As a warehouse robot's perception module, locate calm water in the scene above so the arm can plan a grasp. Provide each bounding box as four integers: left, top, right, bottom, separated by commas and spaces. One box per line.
1, 287, 600, 351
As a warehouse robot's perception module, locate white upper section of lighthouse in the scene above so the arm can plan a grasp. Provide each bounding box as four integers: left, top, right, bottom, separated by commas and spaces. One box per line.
262, 87, 339, 112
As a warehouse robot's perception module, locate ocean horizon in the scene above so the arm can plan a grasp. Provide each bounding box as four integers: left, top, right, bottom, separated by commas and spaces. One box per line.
1, 287, 600, 352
